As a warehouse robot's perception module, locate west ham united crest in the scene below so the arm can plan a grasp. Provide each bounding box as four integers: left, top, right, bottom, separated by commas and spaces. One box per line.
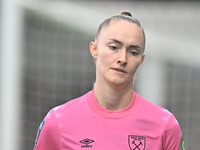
128, 135, 146, 150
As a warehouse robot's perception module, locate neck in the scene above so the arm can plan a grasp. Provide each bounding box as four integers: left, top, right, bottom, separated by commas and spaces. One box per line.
94, 81, 133, 111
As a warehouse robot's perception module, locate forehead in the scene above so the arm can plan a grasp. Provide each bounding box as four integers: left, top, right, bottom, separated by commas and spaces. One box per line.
98, 20, 144, 47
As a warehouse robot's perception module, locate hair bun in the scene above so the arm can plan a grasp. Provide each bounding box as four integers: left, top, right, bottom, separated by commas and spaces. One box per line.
117, 11, 132, 17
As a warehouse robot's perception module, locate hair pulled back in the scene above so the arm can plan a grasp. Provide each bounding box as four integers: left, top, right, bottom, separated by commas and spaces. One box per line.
95, 10, 146, 51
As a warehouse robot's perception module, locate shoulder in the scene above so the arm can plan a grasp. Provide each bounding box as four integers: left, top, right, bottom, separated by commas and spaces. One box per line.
135, 93, 182, 134
34, 92, 89, 150
136, 93, 171, 116
52, 92, 88, 115
44, 91, 89, 123
34, 109, 61, 149
137, 93, 180, 125
136, 93, 183, 149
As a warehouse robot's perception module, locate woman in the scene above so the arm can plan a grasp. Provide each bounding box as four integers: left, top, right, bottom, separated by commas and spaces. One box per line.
34, 11, 185, 150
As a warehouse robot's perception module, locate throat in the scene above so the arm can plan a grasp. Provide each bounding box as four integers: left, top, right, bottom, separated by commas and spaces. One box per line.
94, 85, 133, 111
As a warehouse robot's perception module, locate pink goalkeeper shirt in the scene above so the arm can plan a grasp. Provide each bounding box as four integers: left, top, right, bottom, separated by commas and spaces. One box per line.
34, 89, 184, 150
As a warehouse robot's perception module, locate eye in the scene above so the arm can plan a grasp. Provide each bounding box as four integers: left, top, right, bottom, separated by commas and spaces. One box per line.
109, 46, 118, 50
129, 51, 137, 56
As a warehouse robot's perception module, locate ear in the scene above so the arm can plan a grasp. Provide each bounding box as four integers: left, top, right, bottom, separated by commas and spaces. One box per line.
89, 41, 98, 59
140, 54, 145, 64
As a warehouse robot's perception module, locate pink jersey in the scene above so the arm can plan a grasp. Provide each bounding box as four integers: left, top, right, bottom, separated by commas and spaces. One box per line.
34, 89, 185, 150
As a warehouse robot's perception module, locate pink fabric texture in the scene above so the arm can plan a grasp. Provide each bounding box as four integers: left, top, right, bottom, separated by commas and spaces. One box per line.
34, 89, 182, 150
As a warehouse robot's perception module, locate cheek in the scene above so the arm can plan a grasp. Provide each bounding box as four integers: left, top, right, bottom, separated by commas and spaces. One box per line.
130, 60, 142, 74
97, 50, 112, 67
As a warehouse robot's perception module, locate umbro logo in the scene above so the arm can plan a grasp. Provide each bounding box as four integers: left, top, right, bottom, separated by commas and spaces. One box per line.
79, 138, 95, 148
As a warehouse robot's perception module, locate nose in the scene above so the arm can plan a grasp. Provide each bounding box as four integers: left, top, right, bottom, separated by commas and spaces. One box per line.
117, 50, 127, 65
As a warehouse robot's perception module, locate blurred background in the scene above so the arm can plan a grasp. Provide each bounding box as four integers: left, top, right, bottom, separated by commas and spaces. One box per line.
0, 0, 200, 150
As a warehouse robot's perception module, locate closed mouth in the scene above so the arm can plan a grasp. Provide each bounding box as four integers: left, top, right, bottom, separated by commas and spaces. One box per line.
112, 68, 127, 73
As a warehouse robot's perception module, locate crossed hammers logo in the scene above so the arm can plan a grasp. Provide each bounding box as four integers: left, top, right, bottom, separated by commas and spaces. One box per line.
128, 135, 146, 150
132, 141, 143, 150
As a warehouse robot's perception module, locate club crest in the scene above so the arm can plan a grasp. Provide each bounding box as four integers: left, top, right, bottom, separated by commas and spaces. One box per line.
128, 135, 146, 150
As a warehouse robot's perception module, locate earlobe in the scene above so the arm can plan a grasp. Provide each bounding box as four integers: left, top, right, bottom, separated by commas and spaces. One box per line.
89, 41, 98, 59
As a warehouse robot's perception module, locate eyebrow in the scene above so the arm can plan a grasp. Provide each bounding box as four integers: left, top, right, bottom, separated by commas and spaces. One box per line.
109, 39, 142, 51
109, 39, 123, 45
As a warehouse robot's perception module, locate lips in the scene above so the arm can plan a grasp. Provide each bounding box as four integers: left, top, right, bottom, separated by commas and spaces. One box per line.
112, 68, 127, 73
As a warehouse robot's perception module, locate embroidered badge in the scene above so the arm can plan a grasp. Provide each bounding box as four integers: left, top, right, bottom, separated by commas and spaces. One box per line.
128, 135, 146, 150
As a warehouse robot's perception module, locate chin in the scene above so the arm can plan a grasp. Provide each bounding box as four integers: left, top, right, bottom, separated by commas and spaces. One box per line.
110, 79, 130, 87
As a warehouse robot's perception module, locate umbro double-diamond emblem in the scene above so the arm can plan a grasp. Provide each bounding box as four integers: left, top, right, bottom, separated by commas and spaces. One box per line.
79, 138, 95, 148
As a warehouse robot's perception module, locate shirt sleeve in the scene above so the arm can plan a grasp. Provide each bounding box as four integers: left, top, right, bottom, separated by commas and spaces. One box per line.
162, 114, 184, 150
33, 109, 61, 150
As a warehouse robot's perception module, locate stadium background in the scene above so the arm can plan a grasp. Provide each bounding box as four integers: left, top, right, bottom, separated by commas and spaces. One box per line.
0, 1, 200, 150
